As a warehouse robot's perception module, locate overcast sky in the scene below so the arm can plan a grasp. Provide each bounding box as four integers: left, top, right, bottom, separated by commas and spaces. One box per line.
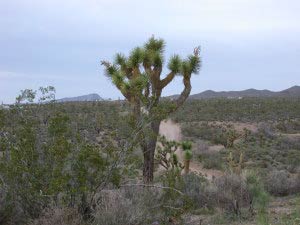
0, 0, 299, 103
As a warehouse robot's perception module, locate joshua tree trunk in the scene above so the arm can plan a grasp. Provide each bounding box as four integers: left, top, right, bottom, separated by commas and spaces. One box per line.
182, 141, 193, 175
142, 120, 160, 183
184, 159, 190, 175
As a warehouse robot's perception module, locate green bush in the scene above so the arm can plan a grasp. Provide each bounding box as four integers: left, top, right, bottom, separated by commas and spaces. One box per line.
244, 171, 270, 224
0, 88, 135, 224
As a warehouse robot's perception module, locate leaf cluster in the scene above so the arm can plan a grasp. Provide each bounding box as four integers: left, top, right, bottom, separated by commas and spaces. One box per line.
102, 36, 201, 102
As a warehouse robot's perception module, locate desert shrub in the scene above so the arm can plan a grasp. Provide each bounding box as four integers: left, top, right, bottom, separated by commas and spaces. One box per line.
172, 98, 300, 123
0, 186, 15, 225
237, 134, 300, 172
257, 123, 276, 139
0, 188, 43, 225
195, 140, 210, 152
209, 172, 269, 222
265, 170, 290, 196
201, 152, 223, 170
264, 170, 300, 196
193, 140, 210, 160
286, 150, 300, 173
29, 207, 83, 225
0, 89, 136, 224
180, 173, 212, 209
275, 198, 300, 225
244, 171, 270, 224
182, 122, 240, 148
0, 111, 125, 222
276, 119, 300, 133
290, 174, 300, 194
93, 188, 164, 225
274, 136, 300, 150
213, 174, 252, 215
93, 190, 140, 225
181, 122, 213, 140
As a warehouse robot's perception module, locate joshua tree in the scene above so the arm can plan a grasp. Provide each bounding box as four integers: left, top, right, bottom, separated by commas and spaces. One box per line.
227, 151, 244, 175
101, 36, 201, 182
182, 141, 193, 174
155, 135, 183, 172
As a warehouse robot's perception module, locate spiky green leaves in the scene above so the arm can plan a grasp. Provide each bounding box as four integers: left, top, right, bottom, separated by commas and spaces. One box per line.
181, 55, 201, 75
183, 150, 193, 160
168, 53, 201, 76
128, 47, 144, 67
144, 36, 165, 53
130, 73, 148, 92
142, 48, 164, 68
172, 153, 179, 166
152, 51, 163, 68
182, 141, 192, 150
182, 141, 192, 160
111, 71, 125, 87
143, 36, 165, 68
104, 64, 118, 77
101, 36, 201, 104
120, 81, 131, 94
187, 55, 201, 74
112, 72, 148, 96
168, 55, 181, 73
114, 53, 127, 67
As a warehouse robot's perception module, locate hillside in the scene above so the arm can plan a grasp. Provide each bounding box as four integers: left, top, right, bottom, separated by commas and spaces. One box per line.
55, 86, 300, 103
56, 93, 103, 102
189, 85, 300, 99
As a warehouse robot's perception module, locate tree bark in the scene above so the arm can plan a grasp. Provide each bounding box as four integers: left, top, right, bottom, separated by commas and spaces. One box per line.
142, 120, 160, 183
184, 159, 190, 175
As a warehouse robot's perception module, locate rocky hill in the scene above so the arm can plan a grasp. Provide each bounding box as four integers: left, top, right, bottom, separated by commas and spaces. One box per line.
57, 93, 103, 102
188, 85, 300, 99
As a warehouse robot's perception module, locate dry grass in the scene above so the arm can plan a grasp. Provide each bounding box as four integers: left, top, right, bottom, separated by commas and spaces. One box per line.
29, 207, 83, 225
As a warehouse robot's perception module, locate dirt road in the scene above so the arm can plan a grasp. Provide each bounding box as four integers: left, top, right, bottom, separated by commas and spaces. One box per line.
159, 120, 223, 180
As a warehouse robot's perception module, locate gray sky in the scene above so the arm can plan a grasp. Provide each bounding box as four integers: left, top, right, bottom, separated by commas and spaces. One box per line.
0, 0, 299, 103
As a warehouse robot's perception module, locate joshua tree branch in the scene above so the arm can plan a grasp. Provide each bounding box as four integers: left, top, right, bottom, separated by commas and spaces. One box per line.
100, 60, 131, 100
159, 72, 176, 89
169, 73, 191, 113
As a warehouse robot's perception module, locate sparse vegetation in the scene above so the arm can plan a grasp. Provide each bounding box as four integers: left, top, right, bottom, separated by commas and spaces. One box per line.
0, 86, 299, 224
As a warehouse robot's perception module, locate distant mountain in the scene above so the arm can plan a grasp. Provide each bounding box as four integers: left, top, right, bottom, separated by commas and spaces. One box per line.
57, 93, 103, 102
170, 86, 300, 99
278, 85, 300, 97
55, 86, 300, 102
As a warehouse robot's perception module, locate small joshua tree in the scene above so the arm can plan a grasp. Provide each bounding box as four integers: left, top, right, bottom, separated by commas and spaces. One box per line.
227, 151, 244, 175
101, 36, 201, 182
182, 141, 192, 174
226, 128, 241, 148
155, 135, 183, 171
